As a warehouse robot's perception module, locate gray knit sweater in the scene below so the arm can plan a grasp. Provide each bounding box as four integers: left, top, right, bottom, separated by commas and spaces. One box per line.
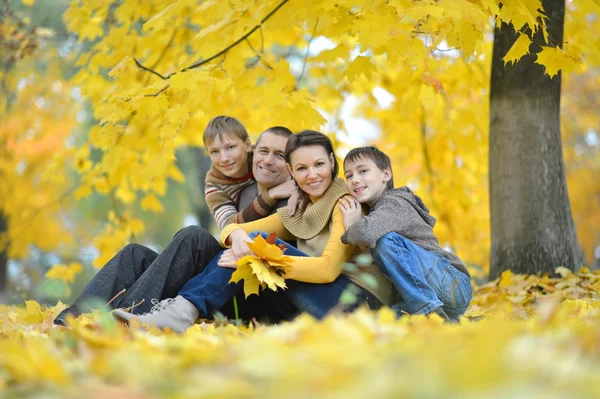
341, 187, 470, 277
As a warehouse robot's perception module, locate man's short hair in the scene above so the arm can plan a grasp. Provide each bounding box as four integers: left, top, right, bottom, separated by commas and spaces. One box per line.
203, 116, 249, 146
256, 126, 294, 146
344, 146, 394, 190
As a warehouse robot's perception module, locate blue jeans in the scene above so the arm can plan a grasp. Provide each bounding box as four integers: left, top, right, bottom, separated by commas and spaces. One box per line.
179, 231, 380, 320
371, 232, 472, 321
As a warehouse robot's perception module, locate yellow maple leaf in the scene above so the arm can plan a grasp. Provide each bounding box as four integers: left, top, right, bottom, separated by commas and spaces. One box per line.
141, 193, 164, 213
246, 235, 293, 267
344, 56, 376, 81
503, 33, 532, 65
535, 46, 583, 78
45, 262, 83, 284
229, 235, 293, 297
230, 260, 261, 298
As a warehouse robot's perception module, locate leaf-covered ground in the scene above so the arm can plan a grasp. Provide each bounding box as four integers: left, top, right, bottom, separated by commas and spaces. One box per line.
1, 268, 600, 398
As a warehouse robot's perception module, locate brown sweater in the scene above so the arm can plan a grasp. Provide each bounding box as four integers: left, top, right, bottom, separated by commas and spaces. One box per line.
204, 153, 280, 231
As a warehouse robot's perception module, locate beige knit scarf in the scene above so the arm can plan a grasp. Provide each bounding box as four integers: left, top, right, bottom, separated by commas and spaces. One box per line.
277, 178, 349, 240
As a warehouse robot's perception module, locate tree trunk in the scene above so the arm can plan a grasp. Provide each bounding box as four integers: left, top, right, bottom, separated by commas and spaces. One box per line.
177, 147, 214, 229
0, 213, 7, 304
489, 0, 581, 279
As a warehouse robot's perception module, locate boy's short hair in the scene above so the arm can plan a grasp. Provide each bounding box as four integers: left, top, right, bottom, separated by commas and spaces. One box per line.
344, 146, 394, 190
203, 116, 249, 146
256, 126, 294, 146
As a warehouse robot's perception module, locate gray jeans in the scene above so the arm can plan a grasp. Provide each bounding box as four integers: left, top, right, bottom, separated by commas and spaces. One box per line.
55, 226, 222, 321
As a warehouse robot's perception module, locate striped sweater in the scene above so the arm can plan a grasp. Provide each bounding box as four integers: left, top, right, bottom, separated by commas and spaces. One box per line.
205, 159, 280, 231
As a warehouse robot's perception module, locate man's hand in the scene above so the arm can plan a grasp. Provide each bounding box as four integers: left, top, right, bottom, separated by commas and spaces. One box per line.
287, 187, 308, 216
217, 249, 239, 269
268, 179, 296, 200
229, 229, 254, 259
337, 196, 362, 231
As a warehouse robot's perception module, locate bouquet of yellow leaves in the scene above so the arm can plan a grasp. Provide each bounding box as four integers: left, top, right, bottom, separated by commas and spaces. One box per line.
229, 233, 293, 297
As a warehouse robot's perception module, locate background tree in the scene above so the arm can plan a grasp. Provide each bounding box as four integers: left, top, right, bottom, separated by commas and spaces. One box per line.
0, 0, 81, 301
489, 0, 582, 278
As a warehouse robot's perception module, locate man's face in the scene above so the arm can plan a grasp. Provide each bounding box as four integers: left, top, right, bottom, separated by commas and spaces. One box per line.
253, 132, 290, 188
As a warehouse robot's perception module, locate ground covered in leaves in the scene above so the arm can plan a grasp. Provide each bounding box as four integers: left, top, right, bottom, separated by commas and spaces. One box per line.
1, 268, 600, 398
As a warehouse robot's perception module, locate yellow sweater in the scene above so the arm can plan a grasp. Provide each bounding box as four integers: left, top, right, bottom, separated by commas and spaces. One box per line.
220, 178, 394, 304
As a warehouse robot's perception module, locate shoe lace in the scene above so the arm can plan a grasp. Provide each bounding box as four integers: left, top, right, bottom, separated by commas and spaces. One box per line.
148, 298, 176, 314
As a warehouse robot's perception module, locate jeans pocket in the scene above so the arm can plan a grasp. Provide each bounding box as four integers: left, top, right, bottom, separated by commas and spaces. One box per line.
442, 266, 472, 311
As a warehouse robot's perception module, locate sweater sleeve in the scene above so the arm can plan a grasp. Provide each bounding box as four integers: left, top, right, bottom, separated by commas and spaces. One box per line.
220, 213, 295, 246
283, 206, 354, 284
341, 196, 418, 248
205, 180, 276, 231
233, 190, 279, 224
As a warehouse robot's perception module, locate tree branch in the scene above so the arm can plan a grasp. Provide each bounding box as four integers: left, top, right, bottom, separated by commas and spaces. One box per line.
144, 84, 170, 97
295, 18, 319, 90
133, 57, 168, 80
420, 108, 436, 196
134, 0, 290, 80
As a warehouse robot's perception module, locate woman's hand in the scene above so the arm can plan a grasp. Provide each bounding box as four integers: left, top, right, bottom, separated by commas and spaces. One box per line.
287, 187, 308, 216
229, 229, 254, 259
268, 179, 296, 200
217, 249, 239, 269
337, 196, 362, 231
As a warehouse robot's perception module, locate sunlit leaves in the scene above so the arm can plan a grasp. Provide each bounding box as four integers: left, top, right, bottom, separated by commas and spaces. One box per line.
1, 270, 600, 397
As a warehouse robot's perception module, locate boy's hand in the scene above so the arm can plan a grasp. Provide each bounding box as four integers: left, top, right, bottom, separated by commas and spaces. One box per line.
217, 249, 238, 269
268, 179, 296, 200
287, 187, 308, 216
337, 196, 362, 231
229, 229, 253, 259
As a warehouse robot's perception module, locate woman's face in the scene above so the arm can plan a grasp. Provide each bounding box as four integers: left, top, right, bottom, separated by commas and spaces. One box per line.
287, 145, 334, 200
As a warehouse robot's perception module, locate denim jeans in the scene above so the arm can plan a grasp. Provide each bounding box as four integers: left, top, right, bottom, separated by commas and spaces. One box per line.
55, 226, 222, 324
371, 232, 472, 321
179, 231, 380, 320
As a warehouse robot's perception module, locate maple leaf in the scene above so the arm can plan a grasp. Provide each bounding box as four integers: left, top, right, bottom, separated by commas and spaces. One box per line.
45, 262, 83, 284
503, 33, 532, 65
421, 73, 444, 93
229, 235, 293, 297
230, 260, 261, 298
535, 46, 583, 78
344, 56, 377, 81
245, 235, 293, 270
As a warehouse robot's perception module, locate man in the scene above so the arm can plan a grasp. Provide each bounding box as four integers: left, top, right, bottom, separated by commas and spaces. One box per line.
54, 126, 295, 325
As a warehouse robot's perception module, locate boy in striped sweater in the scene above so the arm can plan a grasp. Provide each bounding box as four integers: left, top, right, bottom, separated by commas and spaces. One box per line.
203, 116, 296, 231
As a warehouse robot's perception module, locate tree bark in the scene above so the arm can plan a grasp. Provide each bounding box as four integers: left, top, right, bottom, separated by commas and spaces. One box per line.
0, 212, 7, 304
489, 0, 581, 279
177, 147, 214, 229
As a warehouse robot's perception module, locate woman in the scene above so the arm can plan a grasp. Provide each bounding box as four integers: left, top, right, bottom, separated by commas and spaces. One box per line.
114, 131, 394, 332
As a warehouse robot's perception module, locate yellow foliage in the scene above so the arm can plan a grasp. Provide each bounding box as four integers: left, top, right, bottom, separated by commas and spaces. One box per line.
1, 270, 600, 396
0, 11, 81, 262
45, 262, 83, 284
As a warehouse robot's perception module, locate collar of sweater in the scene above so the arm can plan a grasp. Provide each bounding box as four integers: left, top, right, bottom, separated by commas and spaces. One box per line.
277, 178, 349, 240
206, 152, 254, 184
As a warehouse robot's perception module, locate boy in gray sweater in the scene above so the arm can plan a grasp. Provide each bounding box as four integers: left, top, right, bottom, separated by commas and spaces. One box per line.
338, 146, 472, 321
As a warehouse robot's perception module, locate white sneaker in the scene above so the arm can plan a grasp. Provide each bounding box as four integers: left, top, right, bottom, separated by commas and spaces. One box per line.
112, 295, 199, 333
